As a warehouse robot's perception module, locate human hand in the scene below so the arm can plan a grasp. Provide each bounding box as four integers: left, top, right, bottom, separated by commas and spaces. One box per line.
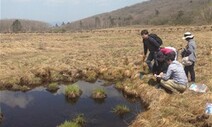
159, 72, 163, 77
154, 74, 161, 78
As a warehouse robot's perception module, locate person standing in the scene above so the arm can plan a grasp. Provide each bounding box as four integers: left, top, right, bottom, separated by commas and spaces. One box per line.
181, 32, 196, 82
141, 30, 162, 72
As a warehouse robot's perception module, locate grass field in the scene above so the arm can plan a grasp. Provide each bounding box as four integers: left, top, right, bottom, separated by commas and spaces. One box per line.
0, 25, 211, 126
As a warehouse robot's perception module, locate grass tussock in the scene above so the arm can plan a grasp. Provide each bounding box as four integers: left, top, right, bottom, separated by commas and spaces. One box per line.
58, 121, 80, 127
112, 104, 130, 116
47, 82, 59, 92
115, 81, 124, 90
58, 114, 86, 127
65, 84, 82, 99
91, 88, 107, 99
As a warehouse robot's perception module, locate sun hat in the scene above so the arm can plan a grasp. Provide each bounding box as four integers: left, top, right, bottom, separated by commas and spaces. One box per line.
182, 32, 194, 40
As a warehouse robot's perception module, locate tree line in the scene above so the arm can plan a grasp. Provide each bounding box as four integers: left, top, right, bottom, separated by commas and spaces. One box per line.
0, 19, 50, 33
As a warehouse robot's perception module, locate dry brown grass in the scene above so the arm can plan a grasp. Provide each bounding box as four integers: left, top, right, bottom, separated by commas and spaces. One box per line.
0, 25, 211, 126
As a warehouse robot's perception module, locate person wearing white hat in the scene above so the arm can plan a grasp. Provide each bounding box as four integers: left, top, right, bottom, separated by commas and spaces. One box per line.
181, 32, 196, 82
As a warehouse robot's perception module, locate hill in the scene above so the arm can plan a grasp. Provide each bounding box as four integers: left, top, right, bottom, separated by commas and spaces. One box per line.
63, 0, 212, 31
0, 19, 51, 33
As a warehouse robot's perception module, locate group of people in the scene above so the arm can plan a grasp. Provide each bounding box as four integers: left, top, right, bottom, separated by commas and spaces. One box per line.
141, 30, 196, 93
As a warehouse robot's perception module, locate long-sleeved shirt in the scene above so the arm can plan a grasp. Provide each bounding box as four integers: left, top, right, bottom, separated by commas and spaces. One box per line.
187, 39, 196, 62
143, 36, 160, 55
162, 61, 188, 85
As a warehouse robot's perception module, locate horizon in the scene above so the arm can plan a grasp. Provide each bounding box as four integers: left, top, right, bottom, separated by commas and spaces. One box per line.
1, 0, 147, 24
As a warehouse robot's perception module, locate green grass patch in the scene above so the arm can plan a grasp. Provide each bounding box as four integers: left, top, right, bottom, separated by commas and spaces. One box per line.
112, 104, 130, 116
58, 121, 80, 127
91, 88, 107, 99
65, 84, 82, 99
58, 114, 86, 127
114, 81, 124, 90
72, 114, 86, 126
47, 82, 59, 92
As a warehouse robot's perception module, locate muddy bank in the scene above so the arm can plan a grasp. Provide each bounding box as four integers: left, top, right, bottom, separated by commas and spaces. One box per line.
0, 64, 142, 91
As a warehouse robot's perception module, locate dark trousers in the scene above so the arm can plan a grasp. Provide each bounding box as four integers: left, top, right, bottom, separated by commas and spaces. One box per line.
184, 62, 195, 82
146, 52, 156, 72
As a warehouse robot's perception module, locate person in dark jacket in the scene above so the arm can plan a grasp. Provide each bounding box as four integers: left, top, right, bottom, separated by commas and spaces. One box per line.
153, 51, 168, 75
141, 30, 161, 72
181, 32, 196, 82
152, 51, 169, 83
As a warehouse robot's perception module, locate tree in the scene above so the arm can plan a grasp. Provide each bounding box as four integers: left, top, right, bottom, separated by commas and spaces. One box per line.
95, 17, 101, 28
201, 5, 212, 24
174, 10, 184, 24
155, 9, 160, 16
61, 22, 65, 26
108, 16, 115, 27
11, 20, 22, 33
79, 21, 83, 28
177, 10, 184, 19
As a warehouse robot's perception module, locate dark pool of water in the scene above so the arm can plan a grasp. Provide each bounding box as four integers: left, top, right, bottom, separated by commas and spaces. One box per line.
0, 80, 144, 127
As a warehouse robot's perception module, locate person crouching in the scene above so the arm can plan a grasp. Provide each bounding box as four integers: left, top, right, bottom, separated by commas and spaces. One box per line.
155, 52, 188, 93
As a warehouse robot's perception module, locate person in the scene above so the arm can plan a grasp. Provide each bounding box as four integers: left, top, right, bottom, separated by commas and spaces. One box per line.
181, 32, 196, 82
152, 51, 168, 75
160, 46, 177, 60
152, 51, 169, 83
141, 30, 162, 72
155, 52, 188, 93
153, 47, 177, 76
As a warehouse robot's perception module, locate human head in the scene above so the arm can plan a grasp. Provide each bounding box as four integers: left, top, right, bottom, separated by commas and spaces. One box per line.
165, 52, 176, 64
141, 29, 149, 39
182, 32, 194, 40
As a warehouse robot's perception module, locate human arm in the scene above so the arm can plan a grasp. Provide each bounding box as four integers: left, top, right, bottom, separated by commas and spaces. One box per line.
143, 41, 147, 61
187, 42, 195, 59
161, 65, 173, 81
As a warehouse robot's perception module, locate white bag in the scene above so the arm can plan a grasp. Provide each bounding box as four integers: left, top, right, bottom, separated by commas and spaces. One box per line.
182, 57, 193, 66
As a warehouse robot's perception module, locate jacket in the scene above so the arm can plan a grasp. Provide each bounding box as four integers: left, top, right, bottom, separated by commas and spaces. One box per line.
143, 36, 160, 55
162, 61, 188, 85
181, 39, 196, 62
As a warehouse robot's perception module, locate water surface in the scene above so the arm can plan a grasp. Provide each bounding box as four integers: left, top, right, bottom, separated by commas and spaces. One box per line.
0, 80, 144, 127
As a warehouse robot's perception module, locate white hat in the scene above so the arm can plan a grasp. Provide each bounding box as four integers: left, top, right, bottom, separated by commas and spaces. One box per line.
182, 32, 194, 40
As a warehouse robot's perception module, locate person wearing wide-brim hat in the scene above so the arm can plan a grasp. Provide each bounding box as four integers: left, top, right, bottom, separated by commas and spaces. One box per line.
181, 32, 196, 83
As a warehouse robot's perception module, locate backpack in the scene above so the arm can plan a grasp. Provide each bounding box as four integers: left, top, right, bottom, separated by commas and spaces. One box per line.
149, 34, 163, 46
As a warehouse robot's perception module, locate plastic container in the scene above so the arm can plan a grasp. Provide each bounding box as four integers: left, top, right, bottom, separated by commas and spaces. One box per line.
205, 103, 212, 115
189, 84, 208, 93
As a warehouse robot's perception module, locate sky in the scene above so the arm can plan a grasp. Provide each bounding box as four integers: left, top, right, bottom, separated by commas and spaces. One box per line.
1, 0, 147, 24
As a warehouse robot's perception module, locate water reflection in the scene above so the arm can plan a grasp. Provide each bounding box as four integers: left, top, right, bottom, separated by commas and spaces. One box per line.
0, 91, 33, 109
